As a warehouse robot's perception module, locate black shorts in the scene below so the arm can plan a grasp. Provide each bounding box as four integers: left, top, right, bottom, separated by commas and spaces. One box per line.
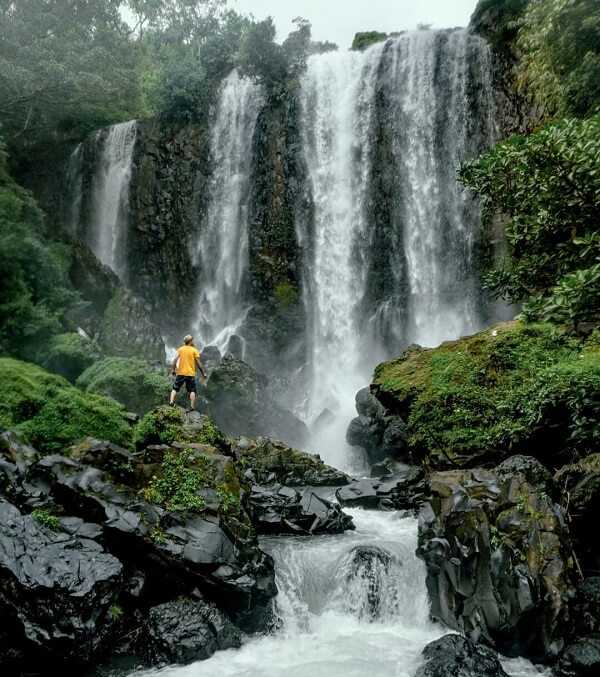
173, 375, 197, 394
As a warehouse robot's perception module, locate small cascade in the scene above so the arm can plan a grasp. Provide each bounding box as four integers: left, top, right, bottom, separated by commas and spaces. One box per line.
194, 71, 262, 354
87, 120, 137, 278
65, 143, 83, 237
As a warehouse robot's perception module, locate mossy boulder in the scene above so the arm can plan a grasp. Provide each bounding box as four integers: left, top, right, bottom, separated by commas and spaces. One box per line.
133, 406, 228, 452
41, 333, 103, 383
77, 357, 171, 415
234, 437, 349, 486
372, 322, 600, 469
0, 358, 133, 453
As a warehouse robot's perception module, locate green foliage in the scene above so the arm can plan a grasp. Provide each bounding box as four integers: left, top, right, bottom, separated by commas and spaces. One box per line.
470, 0, 529, 47
0, 358, 133, 453
374, 322, 600, 467
460, 115, 600, 328
238, 18, 288, 90
351, 32, 388, 51
42, 333, 103, 383
77, 357, 171, 415
108, 604, 124, 621
516, 0, 600, 118
31, 508, 60, 531
216, 484, 240, 516
0, 1, 143, 148
142, 448, 209, 512
133, 405, 186, 449
0, 155, 81, 358
274, 281, 299, 309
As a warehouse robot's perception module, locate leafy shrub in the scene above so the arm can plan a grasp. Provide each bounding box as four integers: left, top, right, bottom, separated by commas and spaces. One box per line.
133, 405, 186, 449
351, 32, 388, 51
460, 115, 600, 328
0, 358, 133, 453
31, 508, 60, 531
373, 322, 600, 468
77, 357, 171, 415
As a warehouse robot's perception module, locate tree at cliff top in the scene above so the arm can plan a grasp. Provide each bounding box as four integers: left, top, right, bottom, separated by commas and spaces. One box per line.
0, 0, 142, 149
517, 0, 600, 118
460, 115, 600, 329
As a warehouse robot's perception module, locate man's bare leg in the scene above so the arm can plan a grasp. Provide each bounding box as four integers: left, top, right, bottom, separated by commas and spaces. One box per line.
169, 389, 177, 405
189, 391, 196, 411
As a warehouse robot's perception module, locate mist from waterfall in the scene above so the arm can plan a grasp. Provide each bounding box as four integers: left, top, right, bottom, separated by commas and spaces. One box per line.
299, 30, 497, 470
87, 120, 137, 278
194, 71, 262, 355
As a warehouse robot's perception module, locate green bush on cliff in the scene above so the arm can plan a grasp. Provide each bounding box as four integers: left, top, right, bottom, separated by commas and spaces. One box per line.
0, 358, 133, 453
351, 32, 388, 51
77, 357, 170, 415
460, 115, 600, 328
373, 322, 600, 467
133, 405, 226, 450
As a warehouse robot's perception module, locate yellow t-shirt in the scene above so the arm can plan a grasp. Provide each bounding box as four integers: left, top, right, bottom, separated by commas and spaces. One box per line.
176, 345, 200, 377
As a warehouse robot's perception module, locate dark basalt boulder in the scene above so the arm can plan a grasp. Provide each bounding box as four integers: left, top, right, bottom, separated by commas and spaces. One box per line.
554, 455, 600, 575
346, 387, 408, 465
31, 455, 276, 631
206, 356, 309, 448
556, 637, 600, 677
495, 455, 553, 493
417, 468, 576, 661
141, 597, 242, 667
0, 500, 123, 669
235, 437, 349, 487
336, 465, 425, 511
201, 345, 222, 375
571, 578, 600, 638
0, 431, 40, 505
248, 485, 354, 535
342, 545, 395, 620
415, 634, 509, 677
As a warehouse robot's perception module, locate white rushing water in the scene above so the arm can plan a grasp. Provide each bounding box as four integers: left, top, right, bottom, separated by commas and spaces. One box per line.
130, 510, 547, 677
87, 120, 137, 278
299, 30, 496, 471
194, 71, 262, 355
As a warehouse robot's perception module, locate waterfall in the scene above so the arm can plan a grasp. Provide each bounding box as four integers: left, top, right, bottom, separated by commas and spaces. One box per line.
298, 30, 497, 469
87, 120, 137, 278
65, 143, 83, 237
194, 71, 262, 354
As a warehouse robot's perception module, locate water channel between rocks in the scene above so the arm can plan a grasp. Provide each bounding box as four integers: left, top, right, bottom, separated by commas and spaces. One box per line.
130, 508, 549, 677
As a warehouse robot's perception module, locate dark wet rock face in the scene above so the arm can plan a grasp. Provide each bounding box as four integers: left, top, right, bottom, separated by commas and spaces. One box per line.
141, 597, 242, 667
343, 546, 395, 620
206, 356, 308, 448
346, 387, 408, 465
417, 468, 575, 661
416, 634, 509, 677
495, 455, 553, 493
235, 437, 349, 487
0, 500, 122, 669
556, 636, 600, 677
336, 466, 425, 511
32, 455, 276, 632
249, 485, 354, 535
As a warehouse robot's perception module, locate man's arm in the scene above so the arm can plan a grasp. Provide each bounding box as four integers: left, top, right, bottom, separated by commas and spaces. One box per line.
169, 354, 178, 376
195, 355, 207, 382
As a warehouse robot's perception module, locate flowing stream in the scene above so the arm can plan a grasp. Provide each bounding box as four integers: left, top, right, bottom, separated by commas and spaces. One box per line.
131, 510, 546, 677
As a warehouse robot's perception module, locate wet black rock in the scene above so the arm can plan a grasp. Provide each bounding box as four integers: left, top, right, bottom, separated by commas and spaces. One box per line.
571, 578, 600, 638
141, 597, 242, 667
0, 500, 123, 669
495, 455, 553, 492
416, 634, 509, 677
556, 636, 600, 677
0, 431, 40, 505
32, 455, 276, 631
336, 466, 425, 511
344, 545, 394, 620
201, 345, 222, 375
249, 485, 354, 535
206, 356, 308, 448
417, 469, 575, 661
235, 436, 349, 487
346, 387, 408, 465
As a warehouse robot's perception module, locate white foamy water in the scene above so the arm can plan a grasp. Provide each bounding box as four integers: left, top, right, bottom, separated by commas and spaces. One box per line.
129, 510, 548, 677
88, 120, 137, 278
194, 71, 262, 355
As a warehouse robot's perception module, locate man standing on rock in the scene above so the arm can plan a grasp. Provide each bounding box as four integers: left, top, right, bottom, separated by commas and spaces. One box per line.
169, 335, 207, 411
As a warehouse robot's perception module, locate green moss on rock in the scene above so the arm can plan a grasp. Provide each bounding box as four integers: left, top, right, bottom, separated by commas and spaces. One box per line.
373, 322, 600, 467
352, 31, 388, 51
42, 332, 103, 383
0, 358, 133, 453
77, 357, 171, 415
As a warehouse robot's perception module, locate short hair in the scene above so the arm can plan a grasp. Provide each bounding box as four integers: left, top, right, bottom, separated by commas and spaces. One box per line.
183, 335, 193, 345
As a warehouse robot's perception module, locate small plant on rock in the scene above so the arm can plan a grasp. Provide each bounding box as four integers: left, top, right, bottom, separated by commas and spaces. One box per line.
31, 508, 60, 531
